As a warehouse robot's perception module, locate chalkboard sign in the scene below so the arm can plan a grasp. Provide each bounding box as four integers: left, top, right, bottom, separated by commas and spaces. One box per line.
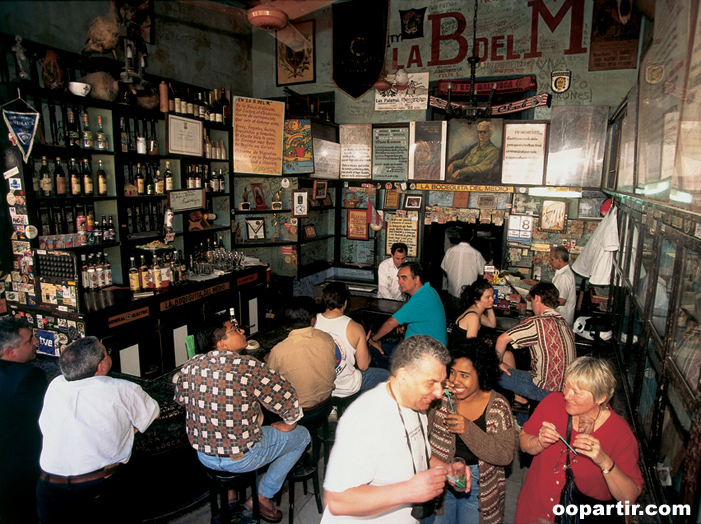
167, 189, 206, 212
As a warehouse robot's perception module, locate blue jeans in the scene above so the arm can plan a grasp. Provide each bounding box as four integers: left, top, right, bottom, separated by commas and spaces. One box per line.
197, 425, 310, 499
424, 464, 479, 523
498, 368, 552, 401
370, 341, 399, 370
360, 367, 390, 391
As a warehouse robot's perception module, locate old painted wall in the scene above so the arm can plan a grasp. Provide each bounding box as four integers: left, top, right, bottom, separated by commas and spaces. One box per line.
251, 0, 644, 123
0, 1, 252, 94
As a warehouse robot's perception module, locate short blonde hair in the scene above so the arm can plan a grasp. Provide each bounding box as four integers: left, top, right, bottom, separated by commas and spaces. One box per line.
564, 356, 616, 404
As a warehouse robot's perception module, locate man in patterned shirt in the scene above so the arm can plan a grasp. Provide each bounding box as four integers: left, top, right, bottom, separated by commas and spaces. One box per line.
175, 318, 310, 522
495, 282, 576, 402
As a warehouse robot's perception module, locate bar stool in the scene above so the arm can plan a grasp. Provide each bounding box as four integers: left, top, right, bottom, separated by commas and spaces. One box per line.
204, 467, 259, 524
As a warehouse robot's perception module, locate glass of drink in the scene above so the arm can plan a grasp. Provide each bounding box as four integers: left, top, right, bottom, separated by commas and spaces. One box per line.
578, 415, 595, 434
450, 457, 468, 492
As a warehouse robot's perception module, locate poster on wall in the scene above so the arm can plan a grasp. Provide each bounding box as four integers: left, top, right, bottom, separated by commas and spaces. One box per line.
347, 209, 369, 240
311, 138, 341, 179
233, 97, 285, 175
372, 126, 409, 181
282, 119, 314, 175
545, 106, 608, 187
588, 0, 641, 71
501, 122, 547, 185
374, 72, 429, 111
409, 121, 446, 181
385, 215, 418, 257
446, 119, 503, 185
340, 124, 372, 179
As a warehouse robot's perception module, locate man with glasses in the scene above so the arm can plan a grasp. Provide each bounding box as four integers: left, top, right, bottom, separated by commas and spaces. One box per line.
0, 316, 46, 524
446, 120, 500, 183
36, 336, 160, 524
175, 317, 310, 523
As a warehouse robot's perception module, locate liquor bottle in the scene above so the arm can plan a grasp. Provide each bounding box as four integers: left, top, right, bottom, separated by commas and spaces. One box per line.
95, 115, 108, 150
136, 119, 147, 154
95, 253, 105, 289
212, 88, 222, 123
69, 158, 82, 196
155, 168, 164, 195
221, 88, 230, 125
152, 257, 163, 289
186, 166, 194, 189
134, 205, 142, 232
81, 254, 89, 289
143, 204, 151, 231
198, 92, 205, 120
173, 85, 182, 115
86, 208, 95, 232
164, 161, 174, 191
167, 83, 175, 113
139, 254, 151, 289
120, 117, 129, 153
146, 165, 155, 195
209, 169, 217, 193
129, 256, 140, 292
86, 254, 97, 290
107, 215, 116, 241
218, 233, 225, 248
81, 112, 93, 149
148, 120, 158, 155
53, 158, 67, 196
82, 158, 94, 196
204, 133, 211, 159
218, 168, 226, 193
186, 88, 194, 117
126, 206, 134, 234
92, 213, 102, 245
66, 109, 80, 148
194, 166, 202, 188
161, 253, 171, 287
101, 215, 109, 243
193, 92, 200, 121
39, 157, 53, 197
102, 252, 113, 287
205, 238, 213, 260
97, 160, 108, 196
136, 163, 145, 195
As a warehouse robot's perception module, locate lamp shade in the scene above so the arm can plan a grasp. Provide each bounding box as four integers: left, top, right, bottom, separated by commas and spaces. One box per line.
247, 5, 288, 31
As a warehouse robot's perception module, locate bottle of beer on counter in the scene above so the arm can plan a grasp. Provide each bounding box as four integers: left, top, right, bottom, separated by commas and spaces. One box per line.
81, 112, 93, 150
102, 252, 113, 287
139, 254, 151, 289
164, 161, 173, 191
53, 158, 67, 196
39, 157, 53, 197
129, 256, 140, 292
95, 115, 108, 151
69, 158, 82, 196
82, 158, 94, 196
136, 163, 145, 195
97, 160, 108, 196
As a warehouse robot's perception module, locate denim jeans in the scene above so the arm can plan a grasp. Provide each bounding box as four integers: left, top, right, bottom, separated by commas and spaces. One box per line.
197, 425, 310, 499
359, 367, 390, 391
369, 341, 399, 370
424, 464, 480, 523
498, 368, 552, 401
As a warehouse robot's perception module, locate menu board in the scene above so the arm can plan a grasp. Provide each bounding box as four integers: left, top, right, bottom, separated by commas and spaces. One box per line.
233, 97, 285, 175
386, 215, 418, 257
372, 127, 409, 181
340, 124, 372, 179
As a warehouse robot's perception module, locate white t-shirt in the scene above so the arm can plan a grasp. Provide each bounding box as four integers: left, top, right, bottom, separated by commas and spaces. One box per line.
553, 264, 577, 325
322, 383, 429, 523
315, 314, 362, 398
572, 207, 618, 285
377, 258, 405, 301
39, 375, 160, 476
440, 242, 486, 298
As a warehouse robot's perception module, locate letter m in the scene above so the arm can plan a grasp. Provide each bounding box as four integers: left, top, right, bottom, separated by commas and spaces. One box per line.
524, 0, 586, 58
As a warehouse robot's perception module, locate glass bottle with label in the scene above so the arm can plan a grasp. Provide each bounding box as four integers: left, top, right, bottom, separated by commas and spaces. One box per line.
136, 163, 145, 195
81, 112, 93, 149
146, 165, 155, 195
95, 115, 108, 150
102, 252, 113, 287
139, 254, 151, 289
69, 158, 82, 196
107, 215, 116, 241
39, 157, 53, 197
152, 257, 163, 289
164, 161, 174, 191
82, 158, 94, 196
148, 120, 159, 155
53, 157, 66, 196
120, 117, 129, 153
97, 160, 108, 196
95, 253, 105, 289
129, 256, 140, 292
66, 109, 80, 149
86, 254, 96, 290
155, 168, 164, 195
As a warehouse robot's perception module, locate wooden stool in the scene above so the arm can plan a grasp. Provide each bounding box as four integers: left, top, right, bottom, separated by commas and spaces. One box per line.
204, 468, 259, 524
285, 451, 321, 524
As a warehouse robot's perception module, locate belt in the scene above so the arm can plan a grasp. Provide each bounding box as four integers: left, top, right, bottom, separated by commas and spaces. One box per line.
304, 398, 332, 412
40, 463, 122, 484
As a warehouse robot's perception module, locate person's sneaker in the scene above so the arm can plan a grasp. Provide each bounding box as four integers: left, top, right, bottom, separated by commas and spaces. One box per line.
244, 495, 282, 523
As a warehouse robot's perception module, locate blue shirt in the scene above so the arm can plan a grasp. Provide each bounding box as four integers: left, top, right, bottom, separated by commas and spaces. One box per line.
393, 283, 447, 346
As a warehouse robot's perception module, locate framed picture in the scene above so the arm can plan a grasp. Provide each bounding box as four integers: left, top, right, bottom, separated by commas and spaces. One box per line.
347, 209, 369, 240
313, 180, 328, 199
383, 189, 400, 210
403, 194, 423, 210
292, 190, 309, 218
322, 194, 333, 207
167, 115, 203, 157
501, 122, 547, 185
245, 217, 265, 240
446, 119, 504, 184
540, 200, 568, 232
476, 194, 497, 209
251, 183, 267, 210
303, 224, 316, 239
276, 20, 316, 86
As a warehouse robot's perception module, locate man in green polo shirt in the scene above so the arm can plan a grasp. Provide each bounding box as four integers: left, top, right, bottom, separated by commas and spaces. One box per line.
367, 262, 447, 368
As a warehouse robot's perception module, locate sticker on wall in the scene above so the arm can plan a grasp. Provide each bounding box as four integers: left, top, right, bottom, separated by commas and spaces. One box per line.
8, 177, 22, 191
281, 178, 290, 188
284, 256, 292, 264
24, 225, 37, 239
551, 70, 571, 93
6, 192, 15, 205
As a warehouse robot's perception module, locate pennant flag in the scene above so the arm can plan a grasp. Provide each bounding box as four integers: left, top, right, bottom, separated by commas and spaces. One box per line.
368, 198, 383, 230
2, 109, 40, 163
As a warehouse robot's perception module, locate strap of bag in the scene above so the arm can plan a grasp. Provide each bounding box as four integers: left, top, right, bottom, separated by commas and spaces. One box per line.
565, 414, 573, 470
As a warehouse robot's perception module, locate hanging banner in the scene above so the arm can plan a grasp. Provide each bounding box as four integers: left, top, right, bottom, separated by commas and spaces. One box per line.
437, 76, 537, 96
429, 93, 551, 116
2, 110, 40, 163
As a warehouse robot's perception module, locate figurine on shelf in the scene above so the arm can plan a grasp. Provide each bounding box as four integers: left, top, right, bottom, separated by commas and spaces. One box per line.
271, 188, 283, 210
273, 213, 282, 241
239, 187, 251, 211
12, 35, 31, 80
188, 210, 211, 231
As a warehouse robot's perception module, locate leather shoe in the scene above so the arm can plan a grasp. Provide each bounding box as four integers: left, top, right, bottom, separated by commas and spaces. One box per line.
245, 495, 282, 523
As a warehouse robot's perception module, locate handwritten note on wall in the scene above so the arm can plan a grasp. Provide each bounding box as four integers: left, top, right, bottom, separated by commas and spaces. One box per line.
168, 189, 206, 212
340, 124, 372, 179
233, 97, 285, 175
386, 216, 418, 257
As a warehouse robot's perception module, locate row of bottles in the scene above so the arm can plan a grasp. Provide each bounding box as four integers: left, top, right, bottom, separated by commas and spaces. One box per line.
204, 134, 227, 160
65, 108, 109, 151
192, 234, 226, 264
36, 156, 109, 198
123, 162, 173, 196
126, 200, 165, 235
119, 117, 159, 155
185, 164, 227, 193
163, 83, 231, 125
128, 250, 189, 292
80, 252, 113, 290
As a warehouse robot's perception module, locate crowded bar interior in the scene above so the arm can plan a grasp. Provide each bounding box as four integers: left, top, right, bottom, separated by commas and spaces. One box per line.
0, 0, 700, 522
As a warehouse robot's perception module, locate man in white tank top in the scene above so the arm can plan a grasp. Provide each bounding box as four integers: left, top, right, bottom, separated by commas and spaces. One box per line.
316, 282, 389, 398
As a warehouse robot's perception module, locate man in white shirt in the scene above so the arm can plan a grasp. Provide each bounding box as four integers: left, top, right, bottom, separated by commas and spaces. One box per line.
441, 227, 486, 307
321, 335, 451, 523
550, 246, 577, 325
377, 242, 408, 301
37, 337, 160, 524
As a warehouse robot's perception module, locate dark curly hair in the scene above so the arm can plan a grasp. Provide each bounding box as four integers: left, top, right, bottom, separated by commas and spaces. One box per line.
458, 279, 494, 310
449, 338, 500, 391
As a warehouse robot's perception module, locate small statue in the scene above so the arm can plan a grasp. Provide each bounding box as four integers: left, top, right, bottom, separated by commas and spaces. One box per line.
239, 187, 251, 210
271, 189, 283, 210
12, 36, 30, 80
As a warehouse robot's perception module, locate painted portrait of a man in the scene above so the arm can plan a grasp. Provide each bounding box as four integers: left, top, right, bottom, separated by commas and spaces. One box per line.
447, 119, 503, 184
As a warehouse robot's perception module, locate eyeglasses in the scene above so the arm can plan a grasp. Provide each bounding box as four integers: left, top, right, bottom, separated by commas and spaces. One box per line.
477, 130, 489, 134
553, 443, 577, 473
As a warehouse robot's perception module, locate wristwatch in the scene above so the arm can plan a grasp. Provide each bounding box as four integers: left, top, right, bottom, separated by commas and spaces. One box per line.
601, 461, 616, 474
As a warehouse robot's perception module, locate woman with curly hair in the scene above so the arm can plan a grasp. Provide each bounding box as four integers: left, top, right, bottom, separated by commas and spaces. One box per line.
452, 279, 497, 341
426, 339, 515, 523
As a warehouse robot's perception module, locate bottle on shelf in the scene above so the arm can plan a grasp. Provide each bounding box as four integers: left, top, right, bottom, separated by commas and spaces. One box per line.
204, 133, 211, 159
126, 206, 134, 234
95, 253, 105, 289
102, 252, 113, 287
95, 115, 108, 151
134, 205, 142, 232
155, 168, 164, 195
68, 158, 82, 196
186, 88, 194, 117
129, 256, 140, 292
101, 215, 109, 243
97, 159, 108, 196
204, 90, 212, 122
86, 254, 97, 290
161, 253, 171, 287
81, 112, 93, 150
221, 88, 230, 125
107, 215, 116, 241
193, 93, 200, 121
194, 166, 202, 188
152, 257, 163, 289
139, 254, 151, 289
146, 165, 155, 195
80, 254, 89, 289
211, 88, 222, 123
136, 163, 145, 195
136, 119, 147, 154
143, 204, 151, 231
218, 168, 226, 193
120, 117, 129, 153
178, 249, 188, 282
39, 157, 53, 197
82, 158, 94, 196
66, 108, 80, 149
164, 161, 173, 192
218, 233, 225, 248
198, 92, 205, 120
53, 157, 66, 196
186, 166, 194, 189
173, 85, 182, 115
148, 120, 159, 155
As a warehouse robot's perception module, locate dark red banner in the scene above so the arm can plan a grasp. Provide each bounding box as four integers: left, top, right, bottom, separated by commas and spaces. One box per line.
437, 76, 537, 96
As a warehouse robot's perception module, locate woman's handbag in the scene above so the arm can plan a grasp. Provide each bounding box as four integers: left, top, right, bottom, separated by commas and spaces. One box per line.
554, 415, 625, 524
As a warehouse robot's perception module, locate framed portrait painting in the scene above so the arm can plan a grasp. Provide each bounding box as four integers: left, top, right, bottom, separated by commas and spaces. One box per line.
446, 119, 504, 185
540, 200, 568, 232
276, 20, 316, 86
